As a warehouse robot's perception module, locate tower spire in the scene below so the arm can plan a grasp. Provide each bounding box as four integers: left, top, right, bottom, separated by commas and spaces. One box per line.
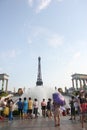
36, 57, 43, 86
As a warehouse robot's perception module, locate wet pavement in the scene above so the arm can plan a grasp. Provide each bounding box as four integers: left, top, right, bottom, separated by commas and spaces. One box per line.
0, 115, 87, 130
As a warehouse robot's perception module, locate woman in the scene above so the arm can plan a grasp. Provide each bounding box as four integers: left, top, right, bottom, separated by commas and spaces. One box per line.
41, 99, 47, 117
46, 98, 52, 118
78, 90, 87, 129
8, 99, 14, 121
53, 102, 60, 127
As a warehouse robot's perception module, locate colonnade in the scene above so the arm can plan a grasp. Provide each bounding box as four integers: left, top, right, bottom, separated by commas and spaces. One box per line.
72, 73, 87, 89
0, 73, 9, 92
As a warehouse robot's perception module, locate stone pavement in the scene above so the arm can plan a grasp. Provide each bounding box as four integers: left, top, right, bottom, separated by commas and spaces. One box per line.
0, 116, 87, 130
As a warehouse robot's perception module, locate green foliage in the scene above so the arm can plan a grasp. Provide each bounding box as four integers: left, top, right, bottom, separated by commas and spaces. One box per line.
13, 110, 19, 116
71, 90, 79, 96
0, 92, 8, 97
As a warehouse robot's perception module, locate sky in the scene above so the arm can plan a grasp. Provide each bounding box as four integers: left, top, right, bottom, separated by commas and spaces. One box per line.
0, 0, 87, 92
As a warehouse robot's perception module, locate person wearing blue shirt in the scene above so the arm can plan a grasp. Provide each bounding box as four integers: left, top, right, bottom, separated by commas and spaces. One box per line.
17, 98, 23, 118
23, 97, 28, 119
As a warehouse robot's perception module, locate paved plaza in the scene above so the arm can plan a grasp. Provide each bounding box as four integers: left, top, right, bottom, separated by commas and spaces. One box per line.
0, 115, 87, 130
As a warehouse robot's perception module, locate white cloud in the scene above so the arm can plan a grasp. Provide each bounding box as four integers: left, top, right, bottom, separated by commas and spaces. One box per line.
0, 67, 3, 72
28, 0, 34, 7
48, 34, 64, 48
1, 49, 21, 59
27, 25, 64, 49
65, 51, 83, 76
28, 0, 64, 13
36, 0, 51, 13
73, 52, 81, 59
28, 38, 32, 44
65, 40, 87, 76
9, 50, 18, 58
57, 0, 63, 2
27, 26, 64, 48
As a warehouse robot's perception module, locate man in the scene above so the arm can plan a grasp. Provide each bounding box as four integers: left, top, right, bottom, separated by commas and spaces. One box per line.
28, 97, 33, 119
17, 98, 23, 118
69, 96, 76, 120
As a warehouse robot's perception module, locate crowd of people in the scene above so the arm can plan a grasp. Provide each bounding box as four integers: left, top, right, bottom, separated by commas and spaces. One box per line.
0, 97, 14, 121
69, 90, 87, 129
0, 89, 87, 130
0, 94, 61, 126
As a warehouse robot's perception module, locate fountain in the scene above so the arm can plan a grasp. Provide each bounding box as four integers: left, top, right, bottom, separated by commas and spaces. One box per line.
22, 86, 56, 100
11, 56, 70, 112
20, 85, 56, 113
12, 57, 58, 111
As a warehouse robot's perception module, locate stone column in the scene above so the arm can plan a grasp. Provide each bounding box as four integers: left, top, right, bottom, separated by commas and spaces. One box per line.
83, 79, 86, 89
5, 79, 8, 92
79, 79, 82, 89
76, 79, 78, 90
2, 79, 4, 91
86, 79, 87, 86
72, 79, 74, 88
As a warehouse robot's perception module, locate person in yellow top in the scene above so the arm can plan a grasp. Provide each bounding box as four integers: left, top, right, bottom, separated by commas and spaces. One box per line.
28, 97, 33, 119
3, 105, 9, 117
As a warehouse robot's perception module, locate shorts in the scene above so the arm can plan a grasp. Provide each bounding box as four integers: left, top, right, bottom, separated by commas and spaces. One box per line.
23, 109, 27, 114
27, 109, 32, 114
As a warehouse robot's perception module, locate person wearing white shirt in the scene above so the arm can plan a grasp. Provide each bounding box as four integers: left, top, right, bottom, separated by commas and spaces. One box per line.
33, 98, 39, 118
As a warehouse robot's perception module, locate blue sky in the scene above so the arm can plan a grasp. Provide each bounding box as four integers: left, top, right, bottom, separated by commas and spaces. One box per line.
0, 0, 87, 92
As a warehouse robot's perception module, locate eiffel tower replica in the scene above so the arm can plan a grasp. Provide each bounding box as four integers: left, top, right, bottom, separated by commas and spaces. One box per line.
36, 57, 43, 86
